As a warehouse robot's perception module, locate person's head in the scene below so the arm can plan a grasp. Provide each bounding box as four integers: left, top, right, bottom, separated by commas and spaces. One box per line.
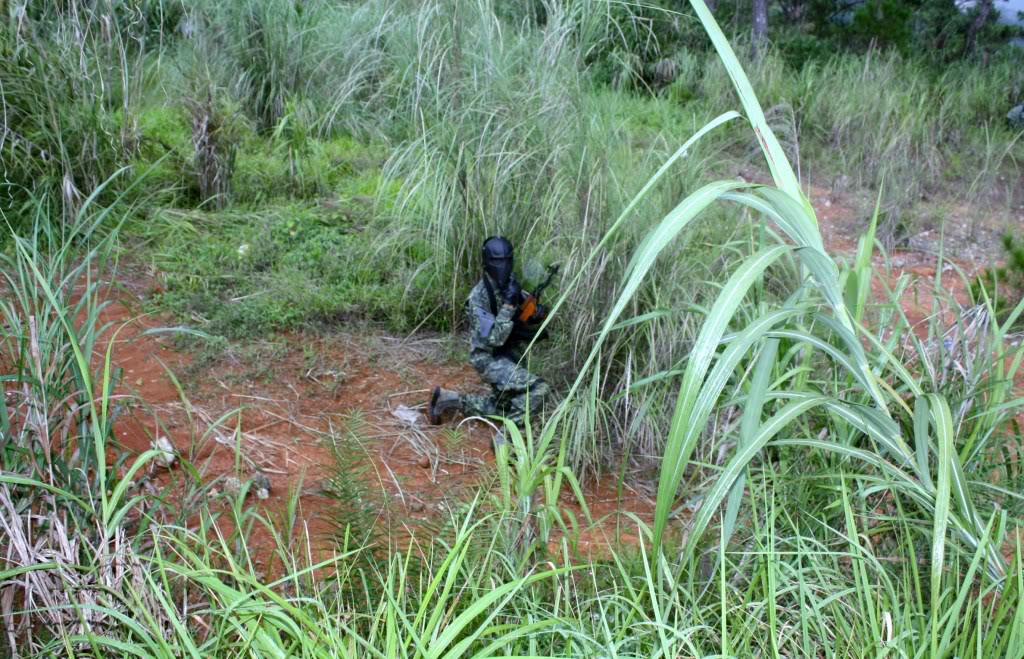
481, 235, 514, 287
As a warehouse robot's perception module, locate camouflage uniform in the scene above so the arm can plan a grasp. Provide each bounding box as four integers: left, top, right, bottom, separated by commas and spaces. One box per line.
462, 275, 550, 426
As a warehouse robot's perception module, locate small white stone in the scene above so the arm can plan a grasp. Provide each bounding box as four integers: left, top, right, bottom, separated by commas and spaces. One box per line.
152, 436, 176, 468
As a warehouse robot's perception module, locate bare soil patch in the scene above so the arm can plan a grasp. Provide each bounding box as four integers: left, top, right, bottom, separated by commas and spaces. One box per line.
96, 181, 1020, 563
99, 285, 655, 563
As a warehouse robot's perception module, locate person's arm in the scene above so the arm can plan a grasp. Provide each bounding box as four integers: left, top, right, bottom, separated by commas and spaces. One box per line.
485, 303, 516, 348
467, 285, 516, 349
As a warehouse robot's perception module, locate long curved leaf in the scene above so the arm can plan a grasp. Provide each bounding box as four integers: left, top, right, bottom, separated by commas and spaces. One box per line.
653, 244, 791, 551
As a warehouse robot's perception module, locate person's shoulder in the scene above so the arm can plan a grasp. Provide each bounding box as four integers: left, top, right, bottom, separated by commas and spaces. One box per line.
466, 279, 487, 304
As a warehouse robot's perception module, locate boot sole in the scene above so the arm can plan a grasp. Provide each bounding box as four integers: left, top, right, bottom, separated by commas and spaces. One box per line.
428, 386, 442, 425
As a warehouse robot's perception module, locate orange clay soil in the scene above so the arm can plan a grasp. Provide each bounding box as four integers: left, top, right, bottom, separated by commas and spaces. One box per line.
97, 179, 1020, 569
99, 294, 657, 568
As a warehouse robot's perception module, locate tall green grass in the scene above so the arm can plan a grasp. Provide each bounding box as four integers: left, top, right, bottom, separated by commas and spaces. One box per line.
543, 0, 1024, 601
2, 189, 1023, 656
0, 1, 150, 224
3, 2, 1024, 656
367, 0, 1023, 478
375, 0, 756, 478
708, 47, 1024, 223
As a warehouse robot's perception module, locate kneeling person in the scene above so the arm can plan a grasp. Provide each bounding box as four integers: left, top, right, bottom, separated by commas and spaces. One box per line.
429, 235, 550, 428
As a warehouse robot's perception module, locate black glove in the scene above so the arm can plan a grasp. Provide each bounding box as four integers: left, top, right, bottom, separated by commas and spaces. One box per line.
510, 319, 549, 343
503, 277, 523, 307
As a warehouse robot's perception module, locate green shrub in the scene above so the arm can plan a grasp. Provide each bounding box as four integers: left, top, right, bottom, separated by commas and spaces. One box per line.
0, 3, 147, 224
147, 196, 432, 340
232, 133, 388, 204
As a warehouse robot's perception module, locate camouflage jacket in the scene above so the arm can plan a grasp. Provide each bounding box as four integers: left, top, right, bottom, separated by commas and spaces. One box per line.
465, 275, 518, 358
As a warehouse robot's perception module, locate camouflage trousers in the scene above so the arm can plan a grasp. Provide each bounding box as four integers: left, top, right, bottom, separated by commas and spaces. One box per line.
463, 352, 550, 427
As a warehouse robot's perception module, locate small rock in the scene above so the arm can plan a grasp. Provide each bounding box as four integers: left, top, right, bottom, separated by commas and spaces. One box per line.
417, 455, 431, 469
221, 476, 242, 496
252, 472, 271, 498
152, 436, 176, 468
301, 479, 332, 497
252, 471, 271, 493
219, 472, 271, 499
1008, 104, 1024, 131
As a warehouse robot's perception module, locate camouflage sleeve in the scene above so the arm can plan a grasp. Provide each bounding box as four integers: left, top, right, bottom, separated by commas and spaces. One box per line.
467, 285, 515, 349
486, 305, 516, 347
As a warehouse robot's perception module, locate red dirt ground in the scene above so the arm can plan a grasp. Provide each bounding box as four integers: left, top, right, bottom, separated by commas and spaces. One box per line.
100, 296, 657, 566
98, 176, 1021, 567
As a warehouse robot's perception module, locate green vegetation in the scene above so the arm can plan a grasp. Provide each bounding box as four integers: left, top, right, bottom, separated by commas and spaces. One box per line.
3, 0, 1024, 656
974, 233, 1024, 328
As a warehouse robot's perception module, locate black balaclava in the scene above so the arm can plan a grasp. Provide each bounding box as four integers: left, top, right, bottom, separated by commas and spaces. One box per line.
482, 236, 514, 288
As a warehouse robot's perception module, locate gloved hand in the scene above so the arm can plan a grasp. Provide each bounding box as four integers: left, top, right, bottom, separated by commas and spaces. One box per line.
502, 277, 523, 307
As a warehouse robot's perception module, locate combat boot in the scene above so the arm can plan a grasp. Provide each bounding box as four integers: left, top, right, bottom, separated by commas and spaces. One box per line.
428, 387, 462, 424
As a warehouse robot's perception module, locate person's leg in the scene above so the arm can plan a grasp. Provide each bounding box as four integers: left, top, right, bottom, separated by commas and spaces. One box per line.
482, 357, 549, 427
459, 352, 502, 419
461, 392, 499, 418
504, 377, 550, 426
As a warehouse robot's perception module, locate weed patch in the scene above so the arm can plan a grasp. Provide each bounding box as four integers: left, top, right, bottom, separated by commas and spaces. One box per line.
973, 233, 1024, 327
145, 194, 432, 341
